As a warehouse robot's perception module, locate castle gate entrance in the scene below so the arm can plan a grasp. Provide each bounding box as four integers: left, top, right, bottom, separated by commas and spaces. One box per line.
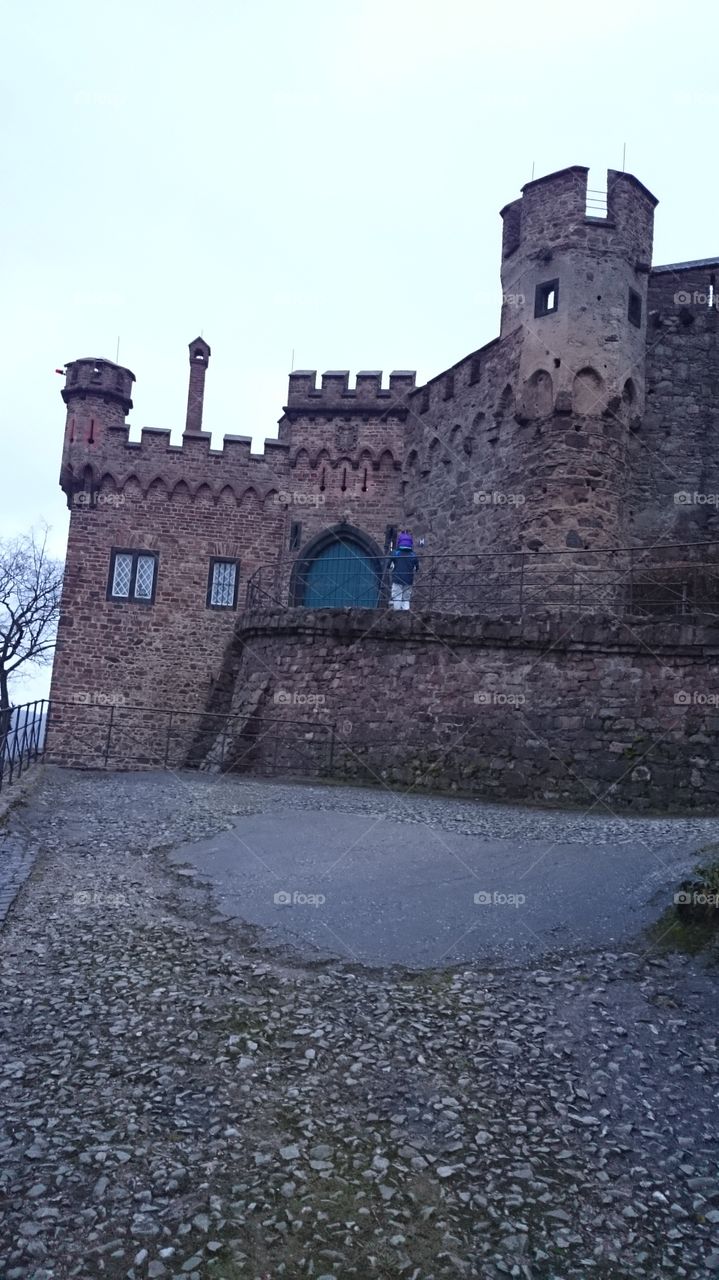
299, 537, 382, 608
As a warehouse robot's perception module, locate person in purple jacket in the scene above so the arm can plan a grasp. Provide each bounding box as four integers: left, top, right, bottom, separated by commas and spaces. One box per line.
389, 531, 420, 610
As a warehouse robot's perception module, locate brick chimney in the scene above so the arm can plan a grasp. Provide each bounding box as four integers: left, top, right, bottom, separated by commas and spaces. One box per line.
184, 336, 211, 435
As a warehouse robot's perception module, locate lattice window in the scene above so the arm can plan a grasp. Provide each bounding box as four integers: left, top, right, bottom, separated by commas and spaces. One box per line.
111, 553, 133, 598
134, 556, 156, 600
108, 550, 158, 603
208, 559, 239, 609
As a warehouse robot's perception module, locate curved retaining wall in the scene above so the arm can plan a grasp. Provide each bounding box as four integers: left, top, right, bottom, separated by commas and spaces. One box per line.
224, 607, 719, 812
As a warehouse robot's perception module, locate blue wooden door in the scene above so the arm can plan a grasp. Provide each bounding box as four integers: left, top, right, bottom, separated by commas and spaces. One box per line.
302, 541, 380, 607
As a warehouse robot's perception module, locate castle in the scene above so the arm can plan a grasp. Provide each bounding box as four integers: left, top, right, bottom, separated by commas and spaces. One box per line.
47, 166, 719, 810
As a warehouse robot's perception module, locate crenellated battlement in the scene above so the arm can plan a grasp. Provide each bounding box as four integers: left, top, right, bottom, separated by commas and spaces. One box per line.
500, 165, 657, 265
61, 356, 135, 412
285, 368, 416, 417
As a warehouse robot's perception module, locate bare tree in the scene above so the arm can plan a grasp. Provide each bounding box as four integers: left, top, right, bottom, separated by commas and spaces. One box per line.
0, 529, 64, 740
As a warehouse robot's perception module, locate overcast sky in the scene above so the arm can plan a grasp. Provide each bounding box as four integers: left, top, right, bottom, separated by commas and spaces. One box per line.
2, 0, 717, 700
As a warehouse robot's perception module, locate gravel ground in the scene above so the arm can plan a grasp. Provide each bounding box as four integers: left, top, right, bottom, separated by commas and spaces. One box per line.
0, 767, 718, 1280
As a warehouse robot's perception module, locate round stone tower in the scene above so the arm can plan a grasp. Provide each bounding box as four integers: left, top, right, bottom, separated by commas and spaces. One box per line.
59, 357, 135, 504
498, 165, 657, 550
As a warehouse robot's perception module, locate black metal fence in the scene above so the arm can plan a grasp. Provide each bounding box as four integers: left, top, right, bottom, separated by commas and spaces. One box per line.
0, 700, 49, 796
245, 542, 719, 620
43, 700, 336, 777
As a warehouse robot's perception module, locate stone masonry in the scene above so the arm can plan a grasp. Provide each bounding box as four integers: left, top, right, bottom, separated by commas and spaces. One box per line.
46, 165, 719, 804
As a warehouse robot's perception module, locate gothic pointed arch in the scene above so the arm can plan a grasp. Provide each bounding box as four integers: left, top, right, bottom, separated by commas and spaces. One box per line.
290, 523, 385, 608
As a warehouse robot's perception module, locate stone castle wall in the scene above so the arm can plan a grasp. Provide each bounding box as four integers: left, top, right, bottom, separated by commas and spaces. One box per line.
199, 609, 719, 812
47, 606, 719, 812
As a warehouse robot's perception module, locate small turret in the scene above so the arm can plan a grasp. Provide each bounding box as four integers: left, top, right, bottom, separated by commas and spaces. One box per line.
60, 357, 135, 504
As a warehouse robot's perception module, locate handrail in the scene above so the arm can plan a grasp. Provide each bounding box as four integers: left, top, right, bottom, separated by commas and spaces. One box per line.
0, 699, 49, 795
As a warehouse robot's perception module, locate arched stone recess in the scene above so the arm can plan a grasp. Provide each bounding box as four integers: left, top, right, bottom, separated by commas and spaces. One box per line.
98, 470, 122, 495
146, 476, 169, 501
494, 385, 514, 435
376, 448, 397, 472
238, 486, 261, 507
290, 447, 311, 472
573, 367, 604, 416
312, 448, 332, 471
449, 424, 464, 455
520, 369, 553, 419
195, 483, 214, 505
116, 475, 142, 504
169, 479, 192, 503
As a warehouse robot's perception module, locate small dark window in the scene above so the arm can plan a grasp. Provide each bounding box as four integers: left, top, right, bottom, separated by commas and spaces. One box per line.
384, 525, 397, 551
289, 521, 302, 550
207, 558, 239, 609
468, 356, 481, 385
443, 372, 455, 400
108, 549, 158, 604
628, 289, 642, 328
534, 279, 559, 318
419, 386, 430, 413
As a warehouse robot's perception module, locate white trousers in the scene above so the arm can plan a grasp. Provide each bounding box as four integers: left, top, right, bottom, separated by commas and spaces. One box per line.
391, 582, 412, 610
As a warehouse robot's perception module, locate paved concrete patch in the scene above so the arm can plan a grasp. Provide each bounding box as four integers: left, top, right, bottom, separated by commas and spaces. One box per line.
170, 801, 710, 967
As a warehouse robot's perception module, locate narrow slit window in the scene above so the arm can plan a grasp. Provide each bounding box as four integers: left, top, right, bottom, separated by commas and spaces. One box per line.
628, 288, 642, 328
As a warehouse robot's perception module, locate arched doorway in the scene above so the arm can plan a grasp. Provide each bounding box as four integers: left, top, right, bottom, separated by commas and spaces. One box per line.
292, 527, 383, 608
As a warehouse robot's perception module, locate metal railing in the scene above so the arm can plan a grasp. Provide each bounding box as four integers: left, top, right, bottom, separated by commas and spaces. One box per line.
244, 543, 719, 621
43, 701, 336, 776
0, 699, 49, 796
